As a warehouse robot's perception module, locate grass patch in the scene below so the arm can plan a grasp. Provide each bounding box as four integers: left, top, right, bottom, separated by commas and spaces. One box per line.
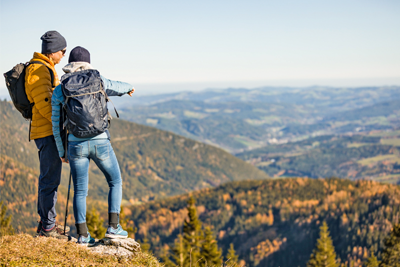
204, 108, 219, 113
357, 154, 400, 166
223, 109, 237, 113
153, 112, 176, 119
369, 130, 400, 137
233, 136, 262, 148
245, 119, 267, 126
374, 174, 400, 184
256, 161, 274, 167
363, 116, 390, 125
146, 118, 159, 125
380, 138, 400, 146
245, 116, 281, 126
183, 110, 208, 119
347, 143, 372, 148
0, 234, 161, 267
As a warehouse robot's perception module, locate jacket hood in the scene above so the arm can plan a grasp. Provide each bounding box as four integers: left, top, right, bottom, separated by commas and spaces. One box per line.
62, 62, 93, 73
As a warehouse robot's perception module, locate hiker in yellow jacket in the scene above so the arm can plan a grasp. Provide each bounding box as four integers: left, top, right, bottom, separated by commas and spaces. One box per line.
25, 31, 69, 239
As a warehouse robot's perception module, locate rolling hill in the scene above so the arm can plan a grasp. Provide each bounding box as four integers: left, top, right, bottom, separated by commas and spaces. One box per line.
0, 99, 269, 233
237, 132, 400, 184
117, 86, 400, 152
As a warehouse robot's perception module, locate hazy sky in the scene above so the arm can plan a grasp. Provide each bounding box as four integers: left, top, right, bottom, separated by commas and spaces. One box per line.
1, 0, 399, 96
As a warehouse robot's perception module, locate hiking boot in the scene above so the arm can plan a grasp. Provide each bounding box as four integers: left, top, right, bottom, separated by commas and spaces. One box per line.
105, 224, 128, 239
36, 221, 70, 235
39, 226, 69, 240
77, 232, 95, 246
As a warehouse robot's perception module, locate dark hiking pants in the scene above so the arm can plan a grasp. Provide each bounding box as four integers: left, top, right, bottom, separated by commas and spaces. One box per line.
34, 135, 62, 230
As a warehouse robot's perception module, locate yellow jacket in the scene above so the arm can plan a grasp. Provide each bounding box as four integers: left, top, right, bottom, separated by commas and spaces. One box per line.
25, 52, 60, 140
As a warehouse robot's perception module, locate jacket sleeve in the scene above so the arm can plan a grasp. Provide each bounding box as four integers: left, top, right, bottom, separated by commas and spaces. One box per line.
25, 64, 53, 122
51, 85, 65, 158
100, 75, 132, 96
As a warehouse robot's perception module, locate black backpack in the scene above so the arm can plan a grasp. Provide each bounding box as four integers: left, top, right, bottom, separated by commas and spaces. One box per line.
3, 61, 54, 119
61, 69, 118, 138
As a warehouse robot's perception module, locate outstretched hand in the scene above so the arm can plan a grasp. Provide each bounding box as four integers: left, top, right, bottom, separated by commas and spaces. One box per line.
128, 88, 135, 97
61, 157, 69, 163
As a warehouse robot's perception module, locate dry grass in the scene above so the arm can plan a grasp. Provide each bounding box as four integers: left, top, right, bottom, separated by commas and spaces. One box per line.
380, 138, 400, 146
357, 154, 400, 166
0, 234, 162, 266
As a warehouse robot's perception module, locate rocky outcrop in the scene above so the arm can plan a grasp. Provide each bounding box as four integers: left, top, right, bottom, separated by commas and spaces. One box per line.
69, 237, 141, 258
91, 238, 141, 257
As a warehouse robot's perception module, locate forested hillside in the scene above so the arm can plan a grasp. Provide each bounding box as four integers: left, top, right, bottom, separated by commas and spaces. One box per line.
237, 133, 400, 184
0, 100, 269, 233
128, 178, 400, 267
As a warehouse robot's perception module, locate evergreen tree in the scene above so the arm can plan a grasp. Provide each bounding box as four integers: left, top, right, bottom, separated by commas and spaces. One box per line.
120, 206, 137, 238
200, 226, 222, 266
162, 247, 176, 267
140, 236, 151, 253
0, 201, 14, 236
226, 243, 239, 266
380, 220, 400, 267
172, 234, 187, 267
365, 250, 379, 267
307, 221, 339, 267
86, 206, 106, 238
182, 196, 203, 266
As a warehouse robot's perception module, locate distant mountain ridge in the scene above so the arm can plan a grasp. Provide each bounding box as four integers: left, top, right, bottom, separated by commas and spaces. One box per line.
117, 86, 400, 152
115, 86, 400, 107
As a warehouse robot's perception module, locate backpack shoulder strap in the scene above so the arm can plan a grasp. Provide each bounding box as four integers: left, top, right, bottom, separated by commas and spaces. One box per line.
29, 61, 55, 87
93, 72, 120, 118
99, 81, 119, 118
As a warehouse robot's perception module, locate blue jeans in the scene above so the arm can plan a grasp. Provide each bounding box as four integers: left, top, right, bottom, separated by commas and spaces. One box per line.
68, 139, 122, 224
34, 135, 62, 230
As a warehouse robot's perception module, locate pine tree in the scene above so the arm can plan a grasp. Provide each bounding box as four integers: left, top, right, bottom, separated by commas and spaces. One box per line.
0, 201, 14, 236
226, 243, 239, 266
200, 226, 222, 266
307, 221, 339, 267
162, 246, 176, 267
120, 206, 137, 238
182, 196, 203, 266
380, 220, 400, 267
86, 206, 106, 238
365, 250, 379, 267
172, 234, 187, 267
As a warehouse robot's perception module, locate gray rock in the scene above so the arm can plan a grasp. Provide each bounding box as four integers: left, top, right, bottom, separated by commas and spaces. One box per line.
83, 237, 141, 257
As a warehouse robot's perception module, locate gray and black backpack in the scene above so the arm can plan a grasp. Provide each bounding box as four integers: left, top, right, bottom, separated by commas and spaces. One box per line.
61, 69, 118, 138
4, 61, 54, 119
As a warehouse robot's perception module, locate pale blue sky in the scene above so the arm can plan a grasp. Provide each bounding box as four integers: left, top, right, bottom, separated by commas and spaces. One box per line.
1, 0, 399, 96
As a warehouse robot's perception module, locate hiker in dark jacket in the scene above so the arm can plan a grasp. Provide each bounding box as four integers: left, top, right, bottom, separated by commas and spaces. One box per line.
25, 30, 69, 239
51, 46, 135, 245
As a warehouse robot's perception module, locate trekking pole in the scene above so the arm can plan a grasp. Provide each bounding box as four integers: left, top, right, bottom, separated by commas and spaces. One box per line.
62, 105, 70, 235
64, 171, 72, 235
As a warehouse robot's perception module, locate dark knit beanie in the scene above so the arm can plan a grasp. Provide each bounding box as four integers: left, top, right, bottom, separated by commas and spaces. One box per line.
68, 46, 91, 63
41, 31, 67, 54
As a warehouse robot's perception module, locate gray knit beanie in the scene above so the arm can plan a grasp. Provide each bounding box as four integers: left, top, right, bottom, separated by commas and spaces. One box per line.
41, 31, 67, 54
